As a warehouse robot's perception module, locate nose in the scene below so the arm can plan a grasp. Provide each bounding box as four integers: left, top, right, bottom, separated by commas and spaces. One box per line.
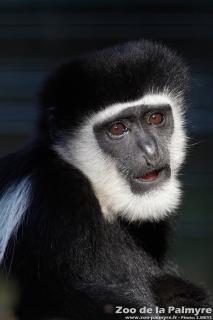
137, 136, 159, 165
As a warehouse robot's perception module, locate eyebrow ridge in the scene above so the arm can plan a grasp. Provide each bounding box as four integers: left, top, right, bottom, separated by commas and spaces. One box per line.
98, 104, 171, 126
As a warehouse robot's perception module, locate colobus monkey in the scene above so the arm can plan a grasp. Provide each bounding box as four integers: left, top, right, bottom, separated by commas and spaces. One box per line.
0, 40, 211, 319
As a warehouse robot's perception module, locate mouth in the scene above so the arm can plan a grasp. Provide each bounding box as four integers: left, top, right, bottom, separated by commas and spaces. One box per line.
137, 168, 164, 182
129, 165, 171, 193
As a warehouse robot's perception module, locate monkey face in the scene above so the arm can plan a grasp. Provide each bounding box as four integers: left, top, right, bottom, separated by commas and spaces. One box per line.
93, 103, 174, 195
43, 40, 187, 222
54, 92, 186, 222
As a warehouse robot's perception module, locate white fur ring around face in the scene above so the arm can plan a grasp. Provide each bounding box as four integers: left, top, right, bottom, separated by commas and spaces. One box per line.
55, 93, 186, 222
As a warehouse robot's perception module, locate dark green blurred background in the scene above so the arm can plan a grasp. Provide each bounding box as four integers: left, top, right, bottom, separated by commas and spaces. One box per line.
0, 0, 212, 293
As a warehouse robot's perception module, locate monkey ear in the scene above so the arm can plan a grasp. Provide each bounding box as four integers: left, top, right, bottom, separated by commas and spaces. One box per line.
47, 106, 57, 122
38, 70, 62, 111
37, 64, 70, 130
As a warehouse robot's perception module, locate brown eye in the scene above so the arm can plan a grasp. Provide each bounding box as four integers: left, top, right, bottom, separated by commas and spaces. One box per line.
109, 122, 128, 136
147, 113, 164, 125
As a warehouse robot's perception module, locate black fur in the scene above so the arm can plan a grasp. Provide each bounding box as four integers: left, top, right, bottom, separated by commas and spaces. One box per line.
0, 40, 211, 319
39, 40, 188, 137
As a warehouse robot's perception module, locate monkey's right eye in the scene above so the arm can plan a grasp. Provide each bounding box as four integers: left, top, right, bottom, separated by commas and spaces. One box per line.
108, 122, 128, 137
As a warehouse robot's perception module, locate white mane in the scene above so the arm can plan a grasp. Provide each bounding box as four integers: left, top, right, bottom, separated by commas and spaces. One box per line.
0, 177, 31, 262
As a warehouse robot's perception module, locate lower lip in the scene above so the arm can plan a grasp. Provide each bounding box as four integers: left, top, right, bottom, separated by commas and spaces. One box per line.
137, 169, 162, 182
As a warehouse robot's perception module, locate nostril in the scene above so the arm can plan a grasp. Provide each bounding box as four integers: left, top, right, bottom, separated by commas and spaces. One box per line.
143, 155, 152, 166
142, 155, 158, 168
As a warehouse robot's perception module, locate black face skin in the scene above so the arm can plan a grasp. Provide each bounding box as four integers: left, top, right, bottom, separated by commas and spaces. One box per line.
94, 104, 174, 194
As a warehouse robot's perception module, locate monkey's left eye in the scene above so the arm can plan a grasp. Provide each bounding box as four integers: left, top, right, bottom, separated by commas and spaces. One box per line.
108, 122, 128, 137
147, 113, 164, 125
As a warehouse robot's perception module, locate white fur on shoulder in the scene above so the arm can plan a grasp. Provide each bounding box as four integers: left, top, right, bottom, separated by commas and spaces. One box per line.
55, 92, 186, 222
0, 177, 31, 262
